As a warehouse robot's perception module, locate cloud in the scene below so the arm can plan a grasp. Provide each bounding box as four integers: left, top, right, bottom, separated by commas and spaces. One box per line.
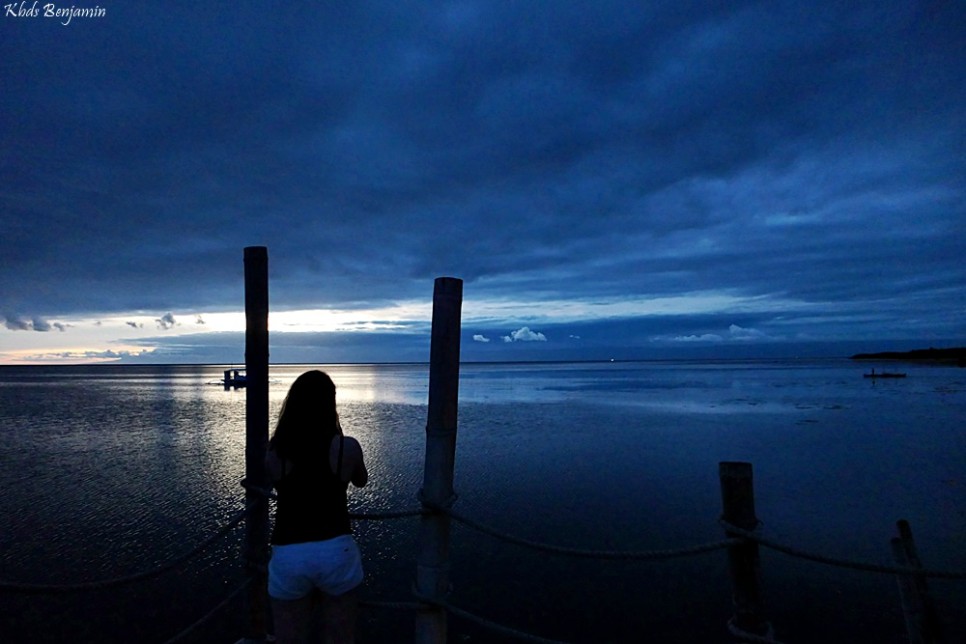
31, 318, 52, 332
668, 324, 770, 343
1, 314, 62, 332
1, 3, 964, 364
472, 334, 490, 343
728, 324, 768, 341
23, 348, 156, 362
673, 333, 725, 343
156, 313, 177, 330
501, 327, 547, 343
2, 315, 32, 331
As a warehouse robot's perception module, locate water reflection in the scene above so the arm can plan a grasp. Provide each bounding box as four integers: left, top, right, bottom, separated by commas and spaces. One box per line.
1, 361, 964, 643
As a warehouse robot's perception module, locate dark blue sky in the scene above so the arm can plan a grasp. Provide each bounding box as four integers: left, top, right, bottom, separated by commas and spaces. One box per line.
1, 2, 964, 363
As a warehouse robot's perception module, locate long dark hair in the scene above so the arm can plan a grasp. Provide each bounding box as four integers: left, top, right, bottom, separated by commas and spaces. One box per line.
269, 370, 340, 463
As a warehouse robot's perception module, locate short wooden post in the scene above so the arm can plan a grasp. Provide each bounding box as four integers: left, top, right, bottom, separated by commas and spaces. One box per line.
892, 535, 925, 644
414, 277, 463, 644
892, 519, 943, 644
719, 461, 768, 637
243, 246, 270, 642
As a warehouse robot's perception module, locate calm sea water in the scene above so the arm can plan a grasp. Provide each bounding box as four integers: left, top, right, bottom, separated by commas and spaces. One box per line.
0, 360, 964, 643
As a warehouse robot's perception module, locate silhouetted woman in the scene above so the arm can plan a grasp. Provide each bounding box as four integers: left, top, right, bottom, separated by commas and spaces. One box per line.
266, 370, 368, 644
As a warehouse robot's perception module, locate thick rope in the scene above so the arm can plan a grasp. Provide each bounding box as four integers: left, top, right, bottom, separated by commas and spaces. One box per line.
726, 617, 785, 644
410, 584, 570, 643
721, 521, 966, 580
443, 600, 573, 644
162, 578, 252, 644
240, 477, 276, 500
448, 509, 739, 560
351, 508, 425, 520
0, 509, 246, 594
361, 597, 427, 611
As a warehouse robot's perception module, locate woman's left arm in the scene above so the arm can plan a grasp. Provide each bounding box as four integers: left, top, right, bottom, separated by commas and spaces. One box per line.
344, 437, 368, 488
265, 448, 284, 486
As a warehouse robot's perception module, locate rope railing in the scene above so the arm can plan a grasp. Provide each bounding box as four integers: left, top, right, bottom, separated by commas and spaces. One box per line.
0, 476, 423, 642
447, 507, 739, 560
161, 578, 252, 644
721, 520, 966, 580
351, 508, 425, 520
9, 483, 961, 642
404, 585, 571, 644
443, 599, 573, 644
0, 508, 247, 594
727, 617, 786, 644
418, 506, 966, 643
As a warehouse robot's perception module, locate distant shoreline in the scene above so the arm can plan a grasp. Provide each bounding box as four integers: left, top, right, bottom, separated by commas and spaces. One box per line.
850, 347, 966, 365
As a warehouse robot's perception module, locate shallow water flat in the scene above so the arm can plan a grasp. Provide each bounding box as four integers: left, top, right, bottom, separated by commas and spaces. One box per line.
0, 360, 963, 642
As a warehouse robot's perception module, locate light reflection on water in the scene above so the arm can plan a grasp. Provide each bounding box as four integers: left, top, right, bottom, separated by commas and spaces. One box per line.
0, 360, 964, 643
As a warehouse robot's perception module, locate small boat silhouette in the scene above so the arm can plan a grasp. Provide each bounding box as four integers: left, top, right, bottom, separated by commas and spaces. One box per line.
863, 368, 906, 379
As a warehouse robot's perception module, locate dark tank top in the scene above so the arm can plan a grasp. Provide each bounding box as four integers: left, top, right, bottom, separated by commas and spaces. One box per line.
270, 436, 351, 545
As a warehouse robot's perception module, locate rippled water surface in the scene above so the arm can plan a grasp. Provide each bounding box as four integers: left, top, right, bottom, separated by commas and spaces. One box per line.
1, 360, 964, 643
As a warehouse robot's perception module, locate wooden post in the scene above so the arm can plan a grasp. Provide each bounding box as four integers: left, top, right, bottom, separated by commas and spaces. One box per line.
892, 536, 925, 644
414, 277, 463, 644
243, 246, 270, 642
719, 461, 768, 637
892, 519, 943, 644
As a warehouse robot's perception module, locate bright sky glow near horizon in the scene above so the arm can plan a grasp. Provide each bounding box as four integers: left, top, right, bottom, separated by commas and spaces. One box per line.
1, 2, 964, 364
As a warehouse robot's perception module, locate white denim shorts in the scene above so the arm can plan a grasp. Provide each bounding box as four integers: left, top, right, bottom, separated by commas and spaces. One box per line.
268, 534, 364, 600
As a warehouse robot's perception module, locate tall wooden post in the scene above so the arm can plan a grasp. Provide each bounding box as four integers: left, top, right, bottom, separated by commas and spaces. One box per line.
244, 246, 270, 642
719, 461, 768, 637
414, 277, 463, 644
892, 519, 943, 644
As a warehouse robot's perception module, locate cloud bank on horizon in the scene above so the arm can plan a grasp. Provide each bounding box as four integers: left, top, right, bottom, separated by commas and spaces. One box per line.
1, 1, 963, 363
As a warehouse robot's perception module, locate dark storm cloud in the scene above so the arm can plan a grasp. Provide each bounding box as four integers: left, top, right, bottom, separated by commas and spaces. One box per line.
2, 314, 32, 331
1, 1, 963, 354
30, 317, 52, 332
155, 312, 177, 330
0, 313, 59, 331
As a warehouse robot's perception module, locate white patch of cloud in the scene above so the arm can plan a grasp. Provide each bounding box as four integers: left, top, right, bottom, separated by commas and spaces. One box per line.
666, 324, 770, 344
464, 293, 793, 323
472, 334, 490, 343
22, 348, 155, 363
501, 326, 547, 343
673, 333, 724, 343
569, 334, 581, 340
728, 324, 767, 340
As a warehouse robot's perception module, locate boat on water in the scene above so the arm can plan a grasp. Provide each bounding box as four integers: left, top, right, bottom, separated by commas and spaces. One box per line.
223, 369, 247, 389
864, 369, 906, 379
